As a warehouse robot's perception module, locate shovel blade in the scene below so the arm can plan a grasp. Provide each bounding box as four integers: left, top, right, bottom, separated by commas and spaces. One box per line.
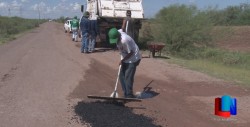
87, 95, 142, 102
110, 92, 119, 98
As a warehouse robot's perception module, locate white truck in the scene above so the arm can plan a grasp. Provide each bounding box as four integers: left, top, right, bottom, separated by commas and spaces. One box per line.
64, 19, 72, 33
81, 0, 144, 47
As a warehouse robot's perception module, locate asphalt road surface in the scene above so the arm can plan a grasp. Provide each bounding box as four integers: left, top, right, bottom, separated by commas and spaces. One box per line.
0, 22, 249, 127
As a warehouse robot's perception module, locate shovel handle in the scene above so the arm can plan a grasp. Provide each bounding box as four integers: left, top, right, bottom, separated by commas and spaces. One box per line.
114, 65, 121, 92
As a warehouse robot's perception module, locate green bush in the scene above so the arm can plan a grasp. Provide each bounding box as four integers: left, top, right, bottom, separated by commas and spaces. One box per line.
213, 3, 250, 25
201, 48, 221, 59
151, 4, 214, 54
139, 4, 250, 59
222, 52, 247, 65
197, 48, 250, 69
138, 20, 154, 49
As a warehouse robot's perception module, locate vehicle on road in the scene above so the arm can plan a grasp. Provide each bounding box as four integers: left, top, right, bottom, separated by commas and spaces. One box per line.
64, 19, 72, 33
81, 0, 144, 47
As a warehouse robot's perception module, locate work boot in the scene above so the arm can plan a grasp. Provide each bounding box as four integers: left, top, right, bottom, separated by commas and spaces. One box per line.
83, 50, 90, 54
126, 94, 136, 98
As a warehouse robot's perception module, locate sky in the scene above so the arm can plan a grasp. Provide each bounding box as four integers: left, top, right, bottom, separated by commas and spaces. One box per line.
0, 0, 249, 19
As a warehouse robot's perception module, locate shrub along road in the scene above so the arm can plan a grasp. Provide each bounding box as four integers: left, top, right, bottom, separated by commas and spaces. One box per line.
0, 22, 249, 127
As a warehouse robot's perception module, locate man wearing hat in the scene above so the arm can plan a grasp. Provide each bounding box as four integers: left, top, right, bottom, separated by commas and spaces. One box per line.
80, 11, 90, 53
108, 28, 141, 98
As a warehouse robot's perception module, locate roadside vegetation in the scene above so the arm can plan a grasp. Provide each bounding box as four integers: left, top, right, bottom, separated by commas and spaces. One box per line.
0, 16, 45, 44
139, 3, 250, 85
168, 49, 250, 85
55, 16, 66, 23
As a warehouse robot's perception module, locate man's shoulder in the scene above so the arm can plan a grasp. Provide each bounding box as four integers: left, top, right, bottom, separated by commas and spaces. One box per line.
81, 18, 90, 23
73, 19, 79, 22
121, 32, 132, 39
121, 35, 132, 44
118, 29, 123, 33
81, 17, 88, 21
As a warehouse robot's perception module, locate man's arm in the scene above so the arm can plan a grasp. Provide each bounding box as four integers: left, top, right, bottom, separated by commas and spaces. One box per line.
84, 20, 90, 38
79, 20, 83, 30
119, 41, 134, 64
119, 51, 134, 65
122, 19, 126, 32
70, 21, 72, 29
77, 20, 80, 28
122, 51, 134, 61
95, 20, 100, 35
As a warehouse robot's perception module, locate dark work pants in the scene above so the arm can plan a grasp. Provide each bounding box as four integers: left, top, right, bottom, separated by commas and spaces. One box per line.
119, 59, 140, 97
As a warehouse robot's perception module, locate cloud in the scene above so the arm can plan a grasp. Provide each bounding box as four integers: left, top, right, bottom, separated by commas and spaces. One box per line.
0, 1, 21, 9
11, 0, 22, 8
0, 2, 7, 9
49, 2, 81, 12
52, 3, 69, 12
21, 0, 28, 2
189, 0, 196, 4
0, 0, 82, 18
70, 2, 81, 11
43, 6, 56, 14
31, 1, 46, 11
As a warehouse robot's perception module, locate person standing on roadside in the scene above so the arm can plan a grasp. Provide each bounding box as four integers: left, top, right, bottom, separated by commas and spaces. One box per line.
122, 10, 135, 39
89, 19, 100, 53
108, 28, 141, 98
80, 11, 90, 53
71, 16, 79, 42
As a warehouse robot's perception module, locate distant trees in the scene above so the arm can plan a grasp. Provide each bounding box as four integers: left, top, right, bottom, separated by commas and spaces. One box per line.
206, 3, 250, 25
55, 16, 66, 23
139, 3, 250, 57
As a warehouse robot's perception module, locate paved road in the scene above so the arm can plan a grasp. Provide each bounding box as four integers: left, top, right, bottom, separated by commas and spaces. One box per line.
0, 22, 249, 127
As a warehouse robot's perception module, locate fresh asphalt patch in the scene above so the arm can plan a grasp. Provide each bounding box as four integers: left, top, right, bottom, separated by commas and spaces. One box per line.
73, 101, 163, 127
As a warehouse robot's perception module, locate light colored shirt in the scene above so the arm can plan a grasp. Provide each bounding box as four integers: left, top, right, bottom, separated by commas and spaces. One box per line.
117, 29, 141, 63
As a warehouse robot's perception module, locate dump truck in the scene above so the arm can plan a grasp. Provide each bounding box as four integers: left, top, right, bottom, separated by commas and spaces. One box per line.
81, 0, 144, 47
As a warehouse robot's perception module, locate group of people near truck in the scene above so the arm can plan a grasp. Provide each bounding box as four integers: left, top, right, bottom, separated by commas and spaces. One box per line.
71, 10, 135, 54
71, 10, 141, 98
70, 11, 99, 54
79, 11, 100, 53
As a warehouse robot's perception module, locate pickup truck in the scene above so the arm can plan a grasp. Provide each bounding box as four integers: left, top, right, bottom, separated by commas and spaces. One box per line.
64, 20, 72, 33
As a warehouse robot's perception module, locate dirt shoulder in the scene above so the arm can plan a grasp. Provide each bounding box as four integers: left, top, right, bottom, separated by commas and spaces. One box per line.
216, 26, 250, 52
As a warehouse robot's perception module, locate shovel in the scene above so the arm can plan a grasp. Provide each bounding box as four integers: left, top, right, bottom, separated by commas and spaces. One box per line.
110, 65, 121, 98
87, 64, 141, 102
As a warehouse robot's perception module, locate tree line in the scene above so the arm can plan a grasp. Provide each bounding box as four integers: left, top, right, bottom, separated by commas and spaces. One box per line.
139, 3, 250, 57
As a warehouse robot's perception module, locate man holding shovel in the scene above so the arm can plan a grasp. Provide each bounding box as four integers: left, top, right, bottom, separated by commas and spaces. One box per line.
108, 28, 141, 98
